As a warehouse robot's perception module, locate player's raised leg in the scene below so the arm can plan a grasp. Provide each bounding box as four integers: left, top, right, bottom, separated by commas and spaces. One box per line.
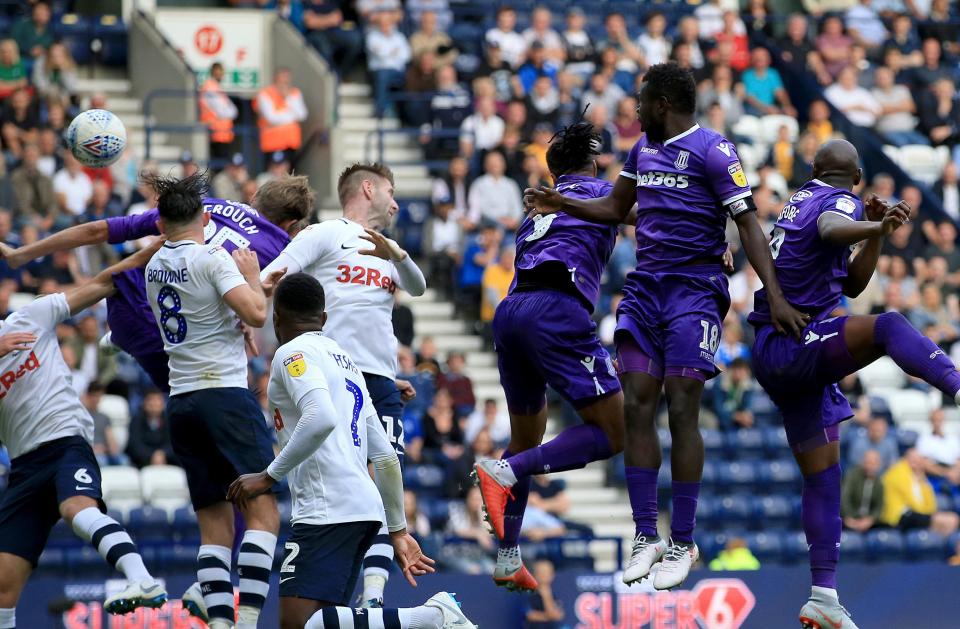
302, 592, 476, 629
0, 553, 31, 629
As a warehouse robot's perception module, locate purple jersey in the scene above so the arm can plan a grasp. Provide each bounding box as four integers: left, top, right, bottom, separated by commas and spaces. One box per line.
620, 125, 753, 271
749, 179, 864, 325
511, 174, 617, 311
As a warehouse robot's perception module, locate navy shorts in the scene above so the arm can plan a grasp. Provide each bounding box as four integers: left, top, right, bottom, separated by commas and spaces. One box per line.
168, 387, 278, 510
493, 290, 620, 415
0, 436, 105, 566
363, 372, 405, 456
279, 520, 381, 604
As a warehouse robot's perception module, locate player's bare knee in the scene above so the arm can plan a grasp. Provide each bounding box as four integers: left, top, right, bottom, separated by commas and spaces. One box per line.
58, 495, 99, 523
243, 494, 280, 534
580, 394, 625, 453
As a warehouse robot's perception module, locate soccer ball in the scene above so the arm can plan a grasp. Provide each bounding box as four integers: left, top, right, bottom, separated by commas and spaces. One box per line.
66, 109, 127, 168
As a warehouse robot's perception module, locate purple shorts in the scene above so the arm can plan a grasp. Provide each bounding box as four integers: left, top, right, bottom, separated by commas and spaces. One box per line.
615, 265, 730, 380
493, 290, 621, 415
753, 316, 857, 452
107, 269, 170, 391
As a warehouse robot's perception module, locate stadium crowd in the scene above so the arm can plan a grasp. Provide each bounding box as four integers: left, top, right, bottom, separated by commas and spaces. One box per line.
2, 0, 960, 581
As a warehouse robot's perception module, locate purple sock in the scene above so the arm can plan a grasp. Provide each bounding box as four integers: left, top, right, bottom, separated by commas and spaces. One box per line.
500, 450, 531, 548
625, 467, 659, 538
876, 311, 960, 397
802, 464, 842, 590
670, 481, 700, 543
508, 424, 612, 479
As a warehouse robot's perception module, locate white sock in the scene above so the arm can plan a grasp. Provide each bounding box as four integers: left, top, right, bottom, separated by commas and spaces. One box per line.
237, 530, 277, 629
0, 607, 14, 629
407, 606, 444, 629
71, 507, 152, 582
812, 586, 839, 601
497, 545, 521, 569
198, 544, 234, 624
362, 574, 388, 603
493, 459, 518, 486
304, 606, 443, 629
362, 525, 393, 602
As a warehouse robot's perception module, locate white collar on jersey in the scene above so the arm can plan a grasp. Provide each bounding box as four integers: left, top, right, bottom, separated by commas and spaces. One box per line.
663, 123, 701, 146
811, 178, 833, 188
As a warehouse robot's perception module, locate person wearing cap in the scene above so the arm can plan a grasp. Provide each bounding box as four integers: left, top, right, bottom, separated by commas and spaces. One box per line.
179, 150, 199, 178
199, 62, 239, 160
256, 151, 291, 186
255, 67, 308, 162
211, 153, 249, 200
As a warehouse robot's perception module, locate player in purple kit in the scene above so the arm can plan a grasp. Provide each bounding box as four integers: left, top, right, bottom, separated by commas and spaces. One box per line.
525, 63, 809, 590
747, 140, 959, 629
0, 177, 313, 390
473, 119, 624, 592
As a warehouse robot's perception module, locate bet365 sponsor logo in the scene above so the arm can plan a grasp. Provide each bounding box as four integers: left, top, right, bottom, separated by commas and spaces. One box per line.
575, 578, 755, 629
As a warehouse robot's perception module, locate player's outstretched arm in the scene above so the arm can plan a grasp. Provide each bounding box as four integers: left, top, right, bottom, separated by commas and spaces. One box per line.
359, 228, 427, 296
735, 211, 811, 338
524, 175, 636, 224
64, 237, 165, 316
223, 248, 269, 327
0, 220, 109, 268
841, 199, 910, 297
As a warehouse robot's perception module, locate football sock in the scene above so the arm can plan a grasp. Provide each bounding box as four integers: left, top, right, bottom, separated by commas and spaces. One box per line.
670, 481, 701, 544
802, 464, 842, 590
197, 544, 234, 624
361, 525, 394, 602
625, 467, 660, 538
237, 529, 276, 629
875, 311, 960, 398
0, 608, 14, 629
71, 507, 151, 582
305, 606, 443, 629
500, 449, 531, 549
508, 423, 612, 479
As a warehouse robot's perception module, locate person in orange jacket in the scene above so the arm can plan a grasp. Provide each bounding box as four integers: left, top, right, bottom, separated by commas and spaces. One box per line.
255, 68, 307, 163
199, 62, 238, 160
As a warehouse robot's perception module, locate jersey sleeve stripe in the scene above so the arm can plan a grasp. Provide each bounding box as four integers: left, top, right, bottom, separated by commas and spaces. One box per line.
619, 170, 638, 180
721, 190, 753, 206
820, 210, 857, 222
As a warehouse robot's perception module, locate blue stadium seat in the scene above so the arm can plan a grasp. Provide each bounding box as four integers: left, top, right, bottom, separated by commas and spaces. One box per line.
752, 495, 794, 530
840, 531, 866, 562
750, 390, 780, 425
936, 492, 954, 513
718, 460, 758, 493
700, 530, 749, 563
419, 498, 452, 530
701, 459, 718, 491
37, 548, 67, 571
745, 532, 783, 561
866, 529, 905, 562
155, 544, 200, 569
93, 16, 128, 67
702, 428, 725, 459
66, 546, 105, 569
904, 529, 948, 561
657, 426, 672, 452
727, 428, 765, 460
404, 465, 445, 496
127, 506, 169, 545
696, 495, 720, 529
172, 507, 200, 545
762, 426, 791, 460
780, 530, 809, 563
717, 494, 752, 527
54, 14, 93, 65
758, 459, 802, 494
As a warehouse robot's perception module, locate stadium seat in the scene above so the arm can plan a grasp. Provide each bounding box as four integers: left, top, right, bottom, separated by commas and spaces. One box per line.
858, 357, 906, 391
37, 548, 67, 571
735, 143, 763, 173
101, 466, 143, 515
54, 14, 93, 65
896, 144, 950, 185
871, 388, 936, 426
172, 507, 200, 545
717, 494, 753, 527
881, 144, 901, 164
718, 461, 758, 493
744, 531, 783, 561
403, 465, 446, 496
696, 495, 721, 529
127, 506, 170, 545
139, 465, 189, 512
93, 15, 128, 67
780, 530, 809, 563
701, 459, 718, 491
700, 530, 750, 563
904, 529, 948, 561
866, 529, 905, 562
752, 495, 794, 530
761, 426, 791, 460
730, 115, 763, 146
98, 394, 130, 427
751, 391, 781, 427
727, 428, 765, 460
702, 428, 725, 459
760, 115, 799, 145
840, 530, 866, 562
155, 544, 201, 569
48, 518, 79, 548
758, 459, 802, 494
66, 546, 105, 569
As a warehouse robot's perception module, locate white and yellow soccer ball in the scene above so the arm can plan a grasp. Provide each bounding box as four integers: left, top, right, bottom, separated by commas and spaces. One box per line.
65, 108, 127, 168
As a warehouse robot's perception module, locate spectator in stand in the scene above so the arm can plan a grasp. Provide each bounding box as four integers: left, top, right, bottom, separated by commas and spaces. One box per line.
432, 155, 471, 218
10, 1, 52, 63
422, 387, 471, 492
529, 475, 571, 520
83, 381, 127, 467
554, 71, 580, 129
909, 282, 959, 344
825, 65, 882, 127
406, 0, 452, 32
708, 538, 761, 571
714, 11, 750, 72
416, 336, 443, 376
884, 12, 923, 71
409, 10, 456, 68
777, 14, 819, 76
806, 99, 835, 145
126, 389, 177, 468
255, 67, 307, 160
485, 6, 527, 70
444, 487, 496, 573
920, 0, 959, 56
36, 127, 60, 178
916, 407, 960, 495
365, 11, 411, 118
596, 12, 642, 74
256, 151, 291, 186
711, 358, 755, 430
613, 96, 643, 162
845, 0, 888, 56
790, 132, 819, 187
53, 151, 94, 220
198, 62, 238, 161
438, 351, 476, 417
934, 162, 959, 223
465, 398, 510, 447
562, 7, 595, 79
848, 416, 900, 470
637, 11, 671, 69
675, 15, 706, 71
841, 449, 885, 532
303, 0, 363, 76
32, 42, 78, 105
524, 123, 554, 180
460, 96, 505, 165
525, 75, 560, 131
0, 87, 37, 159
425, 65, 472, 159
480, 246, 515, 335
211, 153, 249, 200
73, 315, 116, 386
816, 15, 854, 81
404, 490, 431, 538
872, 65, 927, 146
391, 293, 414, 350
82, 180, 123, 224
741, 47, 797, 117
467, 151, 523, 232
701, 101, 730, 137
422, 194, 462, 300
516, 42, 558, 95
526, 559, 564, 629
881, 449, 960, 535
918, 79, 960, 147
457, 223, 500, 319
477, 41, 514, 106
743, 0, 774, 39
0, 39, 26, 103
698, 65, 745, 131
580, 72, 625, 121
694, 0, 726, 40
522, 6, 565, 64
906, 38, 952, 92
716, 314, 750, 368
11, 143, 57, 230
922, 221, 960, 272
403, 53, 437, 127
356, 0, 401, 22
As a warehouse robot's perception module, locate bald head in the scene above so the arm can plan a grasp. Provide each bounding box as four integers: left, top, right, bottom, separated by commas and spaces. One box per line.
812, 139, 862, 188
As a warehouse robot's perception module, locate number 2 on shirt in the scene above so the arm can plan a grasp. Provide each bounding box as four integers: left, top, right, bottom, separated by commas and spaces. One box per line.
345, 379, 363, 448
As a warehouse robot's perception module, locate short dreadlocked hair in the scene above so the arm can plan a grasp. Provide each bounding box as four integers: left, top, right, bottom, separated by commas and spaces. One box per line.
642, 62, 697, 115
545, 117, 602, 179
